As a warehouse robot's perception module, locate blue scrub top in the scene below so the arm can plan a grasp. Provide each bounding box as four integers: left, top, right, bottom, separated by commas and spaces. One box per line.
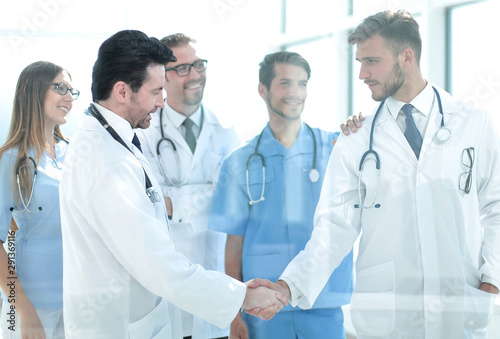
0, 139, 67, 309
209, 122, 353, 311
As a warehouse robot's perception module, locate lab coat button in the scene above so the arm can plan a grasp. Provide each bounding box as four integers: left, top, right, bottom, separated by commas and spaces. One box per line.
469, 320, 474, 326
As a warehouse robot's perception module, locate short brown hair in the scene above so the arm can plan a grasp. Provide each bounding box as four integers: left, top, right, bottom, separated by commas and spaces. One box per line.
348, 10, 422, 66
259, 51, 311, 90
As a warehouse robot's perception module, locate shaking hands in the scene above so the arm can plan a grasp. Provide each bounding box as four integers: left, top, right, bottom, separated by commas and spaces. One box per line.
242, 278, 290, 320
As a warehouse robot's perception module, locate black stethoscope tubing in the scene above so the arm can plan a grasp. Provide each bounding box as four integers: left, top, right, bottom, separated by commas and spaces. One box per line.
157, 105, 204, 150
355, 86, 447, 209
155, 105, 204, 185
250, 123, 318, 174
9, 136, 69, 213
87, 104, 159, 203
246, 123, 319, 205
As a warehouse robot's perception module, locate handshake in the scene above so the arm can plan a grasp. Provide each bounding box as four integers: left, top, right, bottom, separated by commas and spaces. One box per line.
242, 278, 291, 320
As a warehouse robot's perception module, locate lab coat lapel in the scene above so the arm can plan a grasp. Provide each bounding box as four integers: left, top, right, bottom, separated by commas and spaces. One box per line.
133, 141, 172, 230
418, 106, 442, 160
377, 110, 416, 164
192, 118, 214, 167
419, 86, 457, 161
163, 117, 192, 155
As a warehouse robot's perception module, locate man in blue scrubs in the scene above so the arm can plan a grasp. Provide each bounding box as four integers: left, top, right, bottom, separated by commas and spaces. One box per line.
209, 51, 353, 339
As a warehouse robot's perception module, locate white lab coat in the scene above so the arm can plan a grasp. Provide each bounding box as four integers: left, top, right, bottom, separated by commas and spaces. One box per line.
136, 103, 240, 338
60, 105, 246, 339
281, 86, 500, 339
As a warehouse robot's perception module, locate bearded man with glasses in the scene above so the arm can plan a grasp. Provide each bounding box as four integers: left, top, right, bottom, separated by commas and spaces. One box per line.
135, 33, 240, 339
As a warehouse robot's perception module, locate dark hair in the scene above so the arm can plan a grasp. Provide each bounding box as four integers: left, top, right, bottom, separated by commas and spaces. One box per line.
348, 10, 422, 65
259, 51, 311, 90
160, 33, 196, 49
91, 30, 176, 101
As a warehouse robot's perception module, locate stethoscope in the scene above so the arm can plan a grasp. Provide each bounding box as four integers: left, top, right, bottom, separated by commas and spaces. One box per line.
9, 136, 69, 214
156, 106, 204, 186
355, 86, 451, 209
246, 123, 319, 205
88, 104, 161, 205
10, 157, 42, 213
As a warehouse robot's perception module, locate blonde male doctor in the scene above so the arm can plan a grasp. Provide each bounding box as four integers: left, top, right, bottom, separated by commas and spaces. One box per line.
59, 30, 286, 339
269, 10, 500, 339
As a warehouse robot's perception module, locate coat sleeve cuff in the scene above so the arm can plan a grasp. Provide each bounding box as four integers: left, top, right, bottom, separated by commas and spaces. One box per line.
278, 276, 311, 309
481, 275, 500, 290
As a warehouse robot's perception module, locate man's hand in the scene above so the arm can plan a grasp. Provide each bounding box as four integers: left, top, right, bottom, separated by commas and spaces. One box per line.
242, 279, 288, 320
480, 282, 499, 294
246, 278, 291, 300
340, 112, 365, 135
164, 197, 173, 217
244, 279, 291, 320
229, 312, 248, 339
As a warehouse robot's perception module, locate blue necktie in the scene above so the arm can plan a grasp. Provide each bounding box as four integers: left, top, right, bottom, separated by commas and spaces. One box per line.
132, 133, 142, 153
402, 104, 422, 159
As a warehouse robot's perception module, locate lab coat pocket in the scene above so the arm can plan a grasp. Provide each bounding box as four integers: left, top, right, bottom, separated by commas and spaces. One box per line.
463, 284, 496, 331
440, 145, 471, 194
351, 261, 395, 336
128, 298, 171, 339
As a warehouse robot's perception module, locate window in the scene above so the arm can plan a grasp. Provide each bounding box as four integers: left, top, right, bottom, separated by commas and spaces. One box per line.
286, 36, 340, 131
448, 0, 500, 131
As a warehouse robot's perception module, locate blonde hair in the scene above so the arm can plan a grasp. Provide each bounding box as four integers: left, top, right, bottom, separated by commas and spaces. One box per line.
0, 61, 69, 218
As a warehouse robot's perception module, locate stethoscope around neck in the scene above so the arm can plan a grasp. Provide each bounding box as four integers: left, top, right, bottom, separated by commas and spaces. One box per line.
354, 86, 451, 209
9, 136, 69, 214
87, 104, 161, 205
10, 157, 42, 213
156, 106, 204, 186
246, 123, 320, 205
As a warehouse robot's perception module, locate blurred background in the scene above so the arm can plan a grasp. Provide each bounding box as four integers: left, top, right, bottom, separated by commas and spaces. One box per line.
1, 0, 499, 143
1, 0, 499, 336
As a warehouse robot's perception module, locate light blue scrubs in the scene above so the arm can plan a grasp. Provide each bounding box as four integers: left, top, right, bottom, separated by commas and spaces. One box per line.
209, 122, 353, 338
0, 140, 67, 310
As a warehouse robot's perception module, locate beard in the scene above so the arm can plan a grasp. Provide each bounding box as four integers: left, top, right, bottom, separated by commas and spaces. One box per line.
129, 93, 154, 129
373, 61, 406, 101
266, 92, 303, 121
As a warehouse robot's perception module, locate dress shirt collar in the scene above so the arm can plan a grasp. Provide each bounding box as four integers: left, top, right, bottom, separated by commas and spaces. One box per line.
165, 102, 202, 128
386, 82, 435, 118
93, 102, 135, 149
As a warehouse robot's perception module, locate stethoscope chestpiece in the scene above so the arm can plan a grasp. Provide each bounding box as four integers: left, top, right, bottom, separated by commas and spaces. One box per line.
435, 126, 452, 143
309, 168, 320, 183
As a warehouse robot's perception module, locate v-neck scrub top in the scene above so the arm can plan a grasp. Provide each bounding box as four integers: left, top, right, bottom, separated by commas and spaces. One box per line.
0, 140, 67, 309
210, 122, 353, 311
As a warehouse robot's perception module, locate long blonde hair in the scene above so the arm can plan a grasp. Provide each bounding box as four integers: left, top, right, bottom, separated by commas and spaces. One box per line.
0, 61, 69, 217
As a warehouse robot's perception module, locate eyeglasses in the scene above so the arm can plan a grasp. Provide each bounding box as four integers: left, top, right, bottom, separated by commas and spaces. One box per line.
165, 59, 207, 77
51, 82, 80, 100
459, 147, 475, 194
